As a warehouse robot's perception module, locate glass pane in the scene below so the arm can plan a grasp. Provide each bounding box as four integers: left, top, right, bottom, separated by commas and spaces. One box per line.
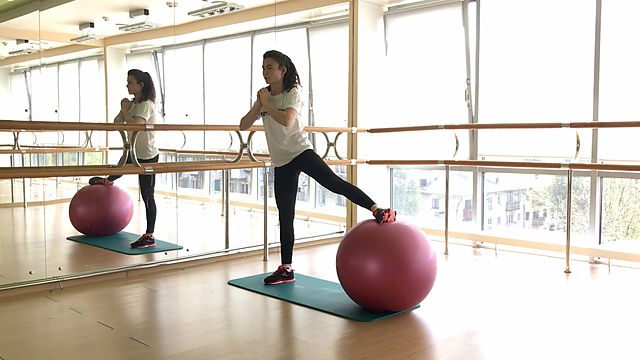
601, 178, 640, 250
363, 4, 469, 161
2, 72, 30, 120
30, 64, 58, 122
80, 58, 106, 147
308, 23, 349, 127
177, 154, 207, 194
316, 165, 347, 213
383, 4, 468, 126
164, 45, 205, 150
598, 0, 640, 162
391, 168, 473, 230
483, 172, 590, 244
478, 0, 595, 159
59, 61, 81, 146
176, 171, 225, 258
204, 37, 251, 155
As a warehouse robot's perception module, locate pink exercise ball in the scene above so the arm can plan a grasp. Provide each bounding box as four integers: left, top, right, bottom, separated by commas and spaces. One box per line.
336, 220, 437, 312
69, 184, 133, 236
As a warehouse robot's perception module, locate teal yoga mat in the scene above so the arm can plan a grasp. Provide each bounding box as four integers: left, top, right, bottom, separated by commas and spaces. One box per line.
228, 273, 418, 322
67, 231, 183, 255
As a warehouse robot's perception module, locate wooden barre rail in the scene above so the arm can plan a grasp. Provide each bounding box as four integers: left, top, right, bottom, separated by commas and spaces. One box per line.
0, 158, 362, 179
0, 120, 365, 133
0, 147, 106, 155
3, 158, 640, 180
367, 159, 640, 172
4, 119, 640, 134
367, 120, 640, 133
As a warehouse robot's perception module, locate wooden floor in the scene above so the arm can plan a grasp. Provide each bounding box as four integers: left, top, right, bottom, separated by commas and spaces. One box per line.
0, 185, 343, 285
1, 240, 639, 360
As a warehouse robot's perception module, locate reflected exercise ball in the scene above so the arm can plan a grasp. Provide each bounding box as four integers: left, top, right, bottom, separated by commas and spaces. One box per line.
69, 184, 133, 236
336, 220, 437, 312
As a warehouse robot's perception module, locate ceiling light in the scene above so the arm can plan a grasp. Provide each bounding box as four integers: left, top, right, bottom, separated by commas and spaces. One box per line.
118, 8, 160, 33
8, 48, 36, 56
70, 33, 102, 43
188, 1, 243, 18
70, 22, 103, 43
118, 21, 160, 32
8, 39, 37, 56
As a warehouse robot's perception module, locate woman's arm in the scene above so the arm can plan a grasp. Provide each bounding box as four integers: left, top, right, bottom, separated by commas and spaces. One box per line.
114, 110, 125, 123
119, 99, 151, 124
257, 88, 296, 127
122, 115, 147, 124
240, 99, 262, 130
261, 103, 297, 128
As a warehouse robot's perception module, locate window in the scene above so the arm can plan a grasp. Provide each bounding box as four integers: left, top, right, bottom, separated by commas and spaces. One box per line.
80, 58, 106, 146
363, 3, 469, 161
230, 168, 252, 195
599, 0, 640, 162
177, 155, 206, 191
432, 198, 440, 209
478, 0, 595, 162
258, 168, 275, 200
164, 45, 205, 149
308, 22, 349, 127
601, 177, 640, 243
204, 36, 252, 151
30, 65, 58, 122
316, 166, 346, 210
6, 71, 29, 120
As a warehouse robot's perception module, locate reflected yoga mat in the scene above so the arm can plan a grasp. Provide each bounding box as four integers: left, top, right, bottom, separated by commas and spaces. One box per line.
228, 273, 418, 322
67, 231, 183, 255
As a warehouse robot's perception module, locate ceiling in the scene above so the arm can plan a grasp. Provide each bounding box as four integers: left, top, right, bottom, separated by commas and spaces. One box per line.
0, 0, 37, 14
1, 0, 278, 38
0, 0, 416, 64
0, 0, 353, 61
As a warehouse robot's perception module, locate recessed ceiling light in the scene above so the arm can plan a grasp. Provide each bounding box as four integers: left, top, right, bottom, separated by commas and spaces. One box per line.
188, 1, 243, 18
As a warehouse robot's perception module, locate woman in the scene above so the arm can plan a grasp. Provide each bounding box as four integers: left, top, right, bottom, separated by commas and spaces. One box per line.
89, 69, 159, 249
240, 50, 396, 285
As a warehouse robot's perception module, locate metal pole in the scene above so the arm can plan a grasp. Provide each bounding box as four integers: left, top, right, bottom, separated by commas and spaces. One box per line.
565, 169, 573, 273
21, 153, 27, 209
224, 169, 230, 250
445, 165, 450, 255
590, 0, 603, 251
10, 154, 15, 203
263, 168, 269, 261
220, 170, 225, 217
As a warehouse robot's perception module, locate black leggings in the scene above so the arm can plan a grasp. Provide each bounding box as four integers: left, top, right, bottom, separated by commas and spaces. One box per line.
108, 154, 159, 234
275, 149, 376, 264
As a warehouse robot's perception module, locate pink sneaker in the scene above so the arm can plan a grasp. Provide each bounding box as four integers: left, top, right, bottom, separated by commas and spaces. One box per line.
88, 177, 113, 185
130, 234, 156, 249
373, 208, 397, 223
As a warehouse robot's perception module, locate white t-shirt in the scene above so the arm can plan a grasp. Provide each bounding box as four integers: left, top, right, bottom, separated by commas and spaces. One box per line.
116, 100, 159, 160
260, 87, 313, 167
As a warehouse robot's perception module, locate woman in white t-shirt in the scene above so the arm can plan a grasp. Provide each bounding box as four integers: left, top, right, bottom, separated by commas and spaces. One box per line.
89, 69, 160, 249
240, 50, 397, 285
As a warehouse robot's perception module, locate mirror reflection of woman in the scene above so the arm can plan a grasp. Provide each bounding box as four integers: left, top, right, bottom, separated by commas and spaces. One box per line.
89, 69, 159, 249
